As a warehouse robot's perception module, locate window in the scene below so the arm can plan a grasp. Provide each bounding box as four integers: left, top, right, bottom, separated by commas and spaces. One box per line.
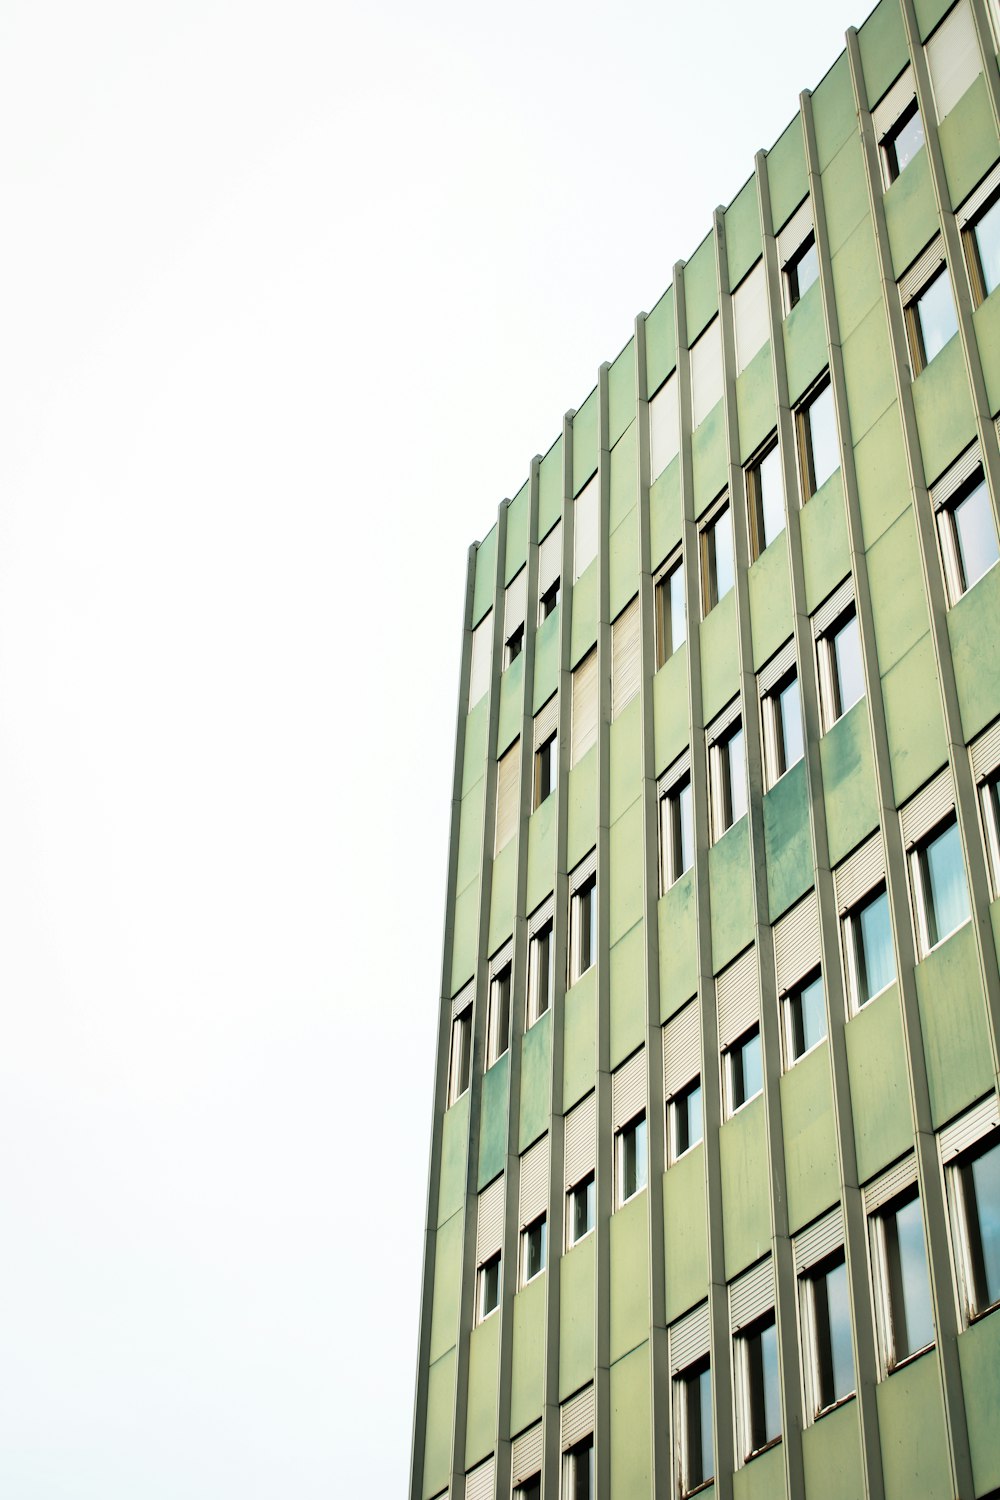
570, 871, 597, 984
709, 716, 747, 841
616, 1114, 648, 1205
926, 0, 981, 122
734, 261, 769, 375
690, 319, 723, 428
534, 730, 557, 808
515, 1478, 540, 1500
563, 1436, 594, 1500
905, 265, 959, 373
504, 569, 527, 667
574, 474, 599, 581
538, 522, 561, 624
495, 739, 521, 854
655, 553, 686, 667
844, 886, 896, 1009
520, 1215, 547, 1285
762, 670, 804, 787
911, 816, 970, 954
700, 500, 735, 614
505, 622, 524, 665
660, 772, 693, 891
882, 98, 925, 184
669, 1077, 703, 1161
725, 1027, 763, 1115
486, 963, 512, 1067
649, 373, 680, 481
937, 469, 999, 603
448, 997, 473, 1105
786, 231, 819, 309
782, 969, 826, 1064
527, 920, 554, 1026
800, 1251, 855, 1417
946, 1128, 1000, 1321
567, 1173, 596, 1246
540, 579, 560, 620
676, 1359, 714, 1494
870, 1187, 934, 1370
735, 1313, 781, 1458
817, 604, 864, 730
468, 611, 493, 710
980, 767, 1000, 895
796, 377, 839, 500
477, 1252, 501, 1321
965, 191, 1000, 305
747, 440, 784, 559
571, 650, 598, 766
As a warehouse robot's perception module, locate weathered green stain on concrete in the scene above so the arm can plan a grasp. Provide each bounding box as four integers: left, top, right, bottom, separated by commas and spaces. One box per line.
658, 871, 698, 1020
799, 468, 850, 615
780, 1041, 840, 1232
465, 1314, 500, 1466
914, 921, 993, 1128
663, 1146, 708, 1321
478, 1052, 509, 1188
610, 1191, 651, 1362
948, 560, 1000, 741
866, 507, 930, 674
559, 1232, 596, 1401
709, 819, 755, 973
748, 529, 794, 671
563, 968, 596, 1112
831, 216, 881, 342
510, 1273, 546, 1435
820, 698, 879, 866
519, 1009, 552, 1150
875, 1351, 952, 1500
841, 301, 896, 445
959, 1313, 1000, 1497
854, 403, 911, 548
720, 1095, 771, 1279
845, 984, 914, 1183
763, 759, 813, 920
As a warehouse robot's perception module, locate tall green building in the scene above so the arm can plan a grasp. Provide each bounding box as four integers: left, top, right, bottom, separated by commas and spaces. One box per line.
411, 0, 1000, 1495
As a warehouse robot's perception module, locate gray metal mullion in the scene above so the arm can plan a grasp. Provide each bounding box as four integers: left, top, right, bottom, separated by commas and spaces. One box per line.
541, 413, 578, 1500
449, 500, 510, 1499
495, 462, 546, 1497
674, 259, 737, 1500
634, 313, 671, 1500
593, 364, 614, 1500
765, 109, 886, 1498
410, 545, 480, 1500
713, 203, 803, 1500
847, 29, 975, 1499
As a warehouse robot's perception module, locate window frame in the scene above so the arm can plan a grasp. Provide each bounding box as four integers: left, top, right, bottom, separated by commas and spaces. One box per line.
734, 1311, 782, 1462
569, 871, 597, 985
659, 756, 694, 893
526, 917, 554, 1027
843, 883, 896, 1013
699, 496, 735, 617
908, 814, 971, 957
934, 462, 999, 604
902, 257, 958, 376
745, 436, 784, 562
477, 1251, 502, 1323
708, 712, 747, 842
979, 766, 1000, 898
562, 1434, 594, 1500
534, 728, 557, 809
798, 1249, 856, 1421
485, 961, 512, 1068
668, 1075, 704, 1163
761, 668, 803, 788
781, 967, 827, 1069
654, 548, 686, 668
816, 603, 864, 732
724, 1025, 763, 1118
785, 230, 819, 310
881, 96, 924, 186
868, 1184, 935, 1374
674, 1356, 714, 1495
963, 184, 1000, 306
943, 1115, 1000, 1326
566, 1171, 596, 1248
615, 1112, 648, 1207
520, 1214, 548, 1287
795, 374, 838, 503
448, 994, 473, 1106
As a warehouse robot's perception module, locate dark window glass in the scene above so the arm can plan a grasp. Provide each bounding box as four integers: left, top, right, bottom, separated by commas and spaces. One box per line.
619, 1115, 648, 1202
809, 1252, 855, 1412
770, 672, 804, 781
540, 579, 560, 620
662, 775, 694, 888
566, 1436, 593, 1500
488, 967, 511, 1064
883, 1191, 934, 1362
853, 887, 896, 1005
656, 559, 686, 666
748, 442, 785, 558
569, 1173, 596, 1244
534, 731, 557, 808
959, 1135, 1000, 1313
744, 1315, 782, 1454
715, 722, 747, 836
730, 1028, 763, 1112
528, 921, 553, 1023
523, 1217, 547, 1282
787, 970, 826, 1061
672, 1078, 703, 1158
701, 506, 735, 613
516, 1477, 541, 1500
681, 1361, 714, 1491
787, 232, 819, 308
575, 876, 597, 978
480, 1253, 501, 1318
884, 100, 924, 182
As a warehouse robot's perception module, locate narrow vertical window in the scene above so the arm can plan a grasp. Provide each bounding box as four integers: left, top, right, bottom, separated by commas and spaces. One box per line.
762, 671, 804, 787
817, 606, 864, 729
669, 1077, 704, 1161
980, 769, 1000, 896
563, 1435, 594, 1500
486, 964, 512, 1067
504, 568, 527, 667
574, 474, 599, 581
965, 192, 1000, 305
783, 969, 827, 1063
882, 98, 924, 184
700, 501, 735, 614
911, 816, 970, 954
801, 1251, 855, 1416
477, 1252, 501, 1322
527, 920, 554, 1026
726, 1026, 763, 1115
570, 873, 597, 984
616, 1114, 648, 1205
567, 1173, 596, 1246
785, 231, 819, 308
937, 470, 999, 603
660, 773, 694, 891
796, 377, 839, 500
736, 1313, 782, 1457
448, 1001, 473, 1105
746, 440, 785, 560
676, 1359, 714, 1493
948, 1132, 1000, 1320
905, 265, 959, 372
709, 718, 747, 840
844, 886, 896, 1010
871, 1189, 935, 1368
534, 730, 557, 809
520, 1215, 547, 1285
655, 554, 686, 667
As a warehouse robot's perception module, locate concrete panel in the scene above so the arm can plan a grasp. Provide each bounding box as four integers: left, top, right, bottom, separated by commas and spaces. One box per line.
488, 839, 517, 955
664, 1146, 709, 1321
911, 332, 976, 486
767, 113, 809, 233
821, 134, 870, 257
478, 1051, 509, 1189
710, 819, 755, 974
563, 967, 596, 1112
451, 878, 480, 994
830, 216, 881, 341
700, 587, 740, 724
497, 652, 524, 754
538, 437, 564, 541
645, 287, 676, 397
566, 748, 597, 875
721, 1095, 771, 1278
609, 339, 637, 450
519, 1009, 552, 1151
430, 1210, 464, 1363
958, 1312, 1000, 1497
784, 281, 827, 405
748, 530, 794, 671
801, 1396, 865, 1500
610, 799, 645, 945
610, 1343, 652, 1500
845, 984, 914, 1183
572, 387, 599, 497
609, 511, 639, 621
841, 302, 896, 446
609, 418, 638, 531
456, 779, 486, 895
439, 1091, 470, 1225
973, 281, 1000, 419
570, 557, 599, 668
472, 524, 498, 625
857, 0, 908, 109
465, 1313, 500, 1466
736, 341, 777, 463
881, 632, 948, 806
422, 1349, 456, 1500
780, 1041, 840, 1232
610, 694, 642, 824
510, 1273, 546, 1436
463, 694, 489, 793
649, 455, 682, 570
653, 644, 691, 775
525, 795, 555, 917
812, 52, 858, 171
764, 760, 814, 920
820, 699, 880, 867
659, 871, 698, 1022
532, 605, 560, 712
684, 231, 720, 343
939, 75, 999, 210
800, 471, 850, 617
733, 1441, 787, 1500
610, 1191, 651, 1362
883, 147, 936, 280
505, 481, 530, 584
610, 919, 647, 1070
948, 559, 1000, 741
725, 174, 762, 291
867, 508, 930, 675
853, 403, 911, 549
559, 1232, 596, 1401
875, 1350, 952, 1500
692, 401, 728, 514
914, 921, 993, 1127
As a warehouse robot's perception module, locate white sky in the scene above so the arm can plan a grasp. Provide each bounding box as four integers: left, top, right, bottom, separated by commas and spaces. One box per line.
0, 2, 858, 1493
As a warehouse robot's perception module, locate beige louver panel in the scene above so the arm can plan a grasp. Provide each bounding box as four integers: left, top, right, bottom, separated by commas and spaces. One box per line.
649, 371, 680, 480
495, 739, 521, 855
505, 567, 527, 641
611, 596, 641, 719
468, 610, 493, 710
834, 833, 885, 914
669, 1300, 710, 1373
538, 521, 562, 597
612, 1047, 647, 1131
777, 196, 813, 266
773, 891, 821, 994
873, 66, 916, 140
571, 649, 599, 765
926, 0, 981, 121
658, 747, 691, 798
900, 767, 954, 848
663, 1000, 700, 1100
569, 847, 597, 893
528, 893, 554, 937
812, 575, 854, 639
729, 1256, 774, 1331
564, 1091, 597, 1189
939, 1093, 999, 1163
476, 1174, 505, 1264
971, 718, 1000, 782
451, 980, 474, 1022
534, 694, 558, 751
898, 235, 946, 306
716, 946, 759, 1050
757, 636, 797, 696
560, 1384, 595, 1449
959, 161, 1000, 227
574, 475, 599, 582
707, 693, 741, 746
519, 1135, 550, 1229
793, 1205, 845, 1274
863, 1153, 918, 1215
511, 1422, 543, 1486
489, 939, 513, 980
465, 1456, 494, 1500
932, 443, 982, 510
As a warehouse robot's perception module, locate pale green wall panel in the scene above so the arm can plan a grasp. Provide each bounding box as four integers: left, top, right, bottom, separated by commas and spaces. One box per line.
505, 482, 530, 584
735, 341, 776, 463
857, 0, 908, 109
767, 114, 809, 233
563, 969, 596, 1111
911, 332, 976, 485
783, 281, 827, 404
948, 561, 1000, 740
800, 470, 850, 615
472, 524, 497, 625
684, 232, 720, 342
645, 287, 676, 396
748, 531, 794, 671
725, 175, 762, 291
429, 1210, 464, 1363
422, 1350, 456, 1500
570, 558, 599, 667
609, 419, 638, 531
610, 800, 645, 944
841, 303, 896, 446
663, 1146, 708, 1321
875, 1351, 952, 1500
700, 588, 740, 723
973, 284, 1000, 417
610, 920, 647, 1069
609, 339, 637, 450
853, 404, 912, 549
820, 699, 880, 867
559, 1234, 596, 1400
913, 0, 953, 36
763, 760, 814, 919
654, 646, 691, 774
659, 873, 698, 1021
780, 1042, 840, 1232
519, 1010, 552, 1150
532, 607, 560, 711
830, 217, 881, 341
610, 1192, 650, 1362
732, 1425, 787, 1500
883, 146, 937, 278
572, 388, 599, 496
710, 821, 755, 973
649, 456, 682, 569
456, 780, 486, 895
845, 984, 914, 1183
867, 508, 930, 674
478, 1053, 509, 1189
525, 797, 555, 917
959, 1314, 1000, 1497
812, 53, 858, 171
538, 437, 564, 539
801, 1397, 865, 1500
451, 879, 480, 993
488, 840, 517, 954
881, 632, 948, 805
609, 513, 639, 620
821, 134, 870, 256
610, 1344, 652, 1500
465, 1315, 500, 1466
566, 749, 598, 874
939, 76, 998, 209
497, 653, 523, 753
438, 1093, 470, 1225
720, 1096, 771, 1278
691, 401, 728, 513
609, 696, 642, 824
463, 696, 489, 793
914, 922, 993, 1127
510, 1275, 546, 1435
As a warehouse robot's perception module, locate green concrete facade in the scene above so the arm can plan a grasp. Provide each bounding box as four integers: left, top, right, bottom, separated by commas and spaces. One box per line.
412, 2, 1000, 1497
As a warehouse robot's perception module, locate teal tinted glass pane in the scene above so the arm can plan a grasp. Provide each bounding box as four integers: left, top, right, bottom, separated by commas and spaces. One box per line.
916, 270, 958, 364
760, 1320, 781, 1444
923, 819, 969, 946
777, 674, 804, 772
729, 725, 748, 824
974, 196, 1000, 297
858, 888, 895, 1001
891, 1194, 934, 1358
714, 507, 735, 602
953, 478, 1000, 592
670, 566, 687, 650
967, 1138, 1000, 1308
795, 239, 819, 300
741, 1029, 763, 1103
796, 972, 827, 1055
826, 1257, 855, 1403
832, 611, 864, 718
808, 383, 840, 491
759, 444, 785, 548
